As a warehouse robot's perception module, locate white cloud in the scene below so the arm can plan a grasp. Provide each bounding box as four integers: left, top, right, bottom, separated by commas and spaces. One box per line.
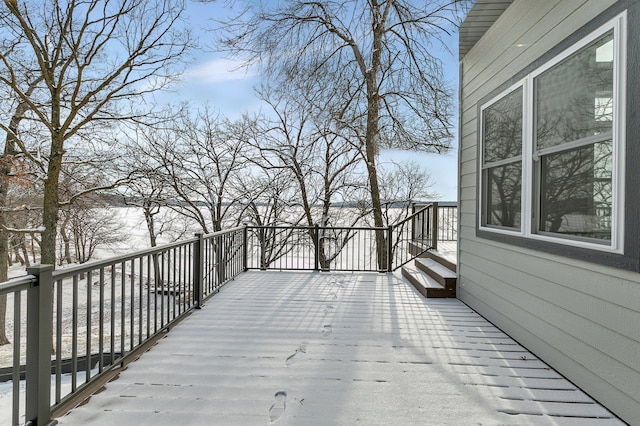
184, 57, 257, 84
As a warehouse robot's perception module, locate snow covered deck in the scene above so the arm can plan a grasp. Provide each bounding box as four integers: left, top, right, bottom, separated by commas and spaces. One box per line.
56, 271, 621, 425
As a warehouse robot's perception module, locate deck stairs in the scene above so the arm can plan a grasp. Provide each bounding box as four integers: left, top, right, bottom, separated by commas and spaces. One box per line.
401, 251, 456, 298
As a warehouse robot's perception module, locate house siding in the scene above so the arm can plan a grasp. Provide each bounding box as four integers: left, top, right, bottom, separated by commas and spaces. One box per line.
458, 0, 640, 423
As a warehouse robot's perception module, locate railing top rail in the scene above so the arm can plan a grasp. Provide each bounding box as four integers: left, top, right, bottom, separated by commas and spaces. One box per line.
52, 237, 197, 280
394, 204, 432, 229
247, 224, 389, 232
0, 274, 37, 295
52, 226, 245, 280
413, 201, 457, 208
200, 226, 246, 238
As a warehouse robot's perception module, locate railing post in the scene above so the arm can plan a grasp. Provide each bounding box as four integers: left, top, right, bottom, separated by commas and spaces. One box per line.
259, 228, 267, 270
431, 202, 439, 251
25, 264, 53, 426
193, 233, 204, 309
422, 207, 428, 246
313, 224, 320, 271
242, 225, 248, 271
387, 225, 393, 272
411, 202, 416, 242
216, 234, 224, 290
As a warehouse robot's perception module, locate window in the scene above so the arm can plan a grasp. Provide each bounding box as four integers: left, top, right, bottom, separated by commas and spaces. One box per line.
535, 31, 614, 242
479, 13, 625, 252
481, 87, 523, 230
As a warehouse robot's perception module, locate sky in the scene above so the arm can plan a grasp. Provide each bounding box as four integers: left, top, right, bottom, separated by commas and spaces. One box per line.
154, 1, 462, 202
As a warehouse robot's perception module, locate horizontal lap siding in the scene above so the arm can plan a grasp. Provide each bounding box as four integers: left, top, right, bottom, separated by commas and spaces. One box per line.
457, 0, 639, 423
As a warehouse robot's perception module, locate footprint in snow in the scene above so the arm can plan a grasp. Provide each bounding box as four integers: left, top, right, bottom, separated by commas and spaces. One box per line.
285, 342, 308, 367
328, 280, 345, 288
322, 324, 333, 337
269, 391, 287, 422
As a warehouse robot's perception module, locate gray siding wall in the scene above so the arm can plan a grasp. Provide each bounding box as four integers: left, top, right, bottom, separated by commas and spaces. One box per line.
458, 0, 640, 423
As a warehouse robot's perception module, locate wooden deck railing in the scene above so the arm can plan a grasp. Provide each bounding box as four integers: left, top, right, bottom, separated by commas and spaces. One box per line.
0, 227, 245, 426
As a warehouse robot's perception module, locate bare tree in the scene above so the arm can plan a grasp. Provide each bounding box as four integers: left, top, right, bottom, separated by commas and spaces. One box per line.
236, 167, 306, 269
120, 126, 173, 248
140, 109, 250, 234
217, 0, 468, 268
55, 160, 125, 264
69, 205, 125, 263
0, 0, 193, 266
249, 84, 367, 269
119, 115, 197, 248
378, 160, 437, 224
123, 170, 168, 248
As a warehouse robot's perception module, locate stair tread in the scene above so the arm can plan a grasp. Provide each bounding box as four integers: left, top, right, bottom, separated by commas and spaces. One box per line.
415, 258, 456, 279
402, 264, 446, 289
402, 264, 455, 298
424, 251, 457, 273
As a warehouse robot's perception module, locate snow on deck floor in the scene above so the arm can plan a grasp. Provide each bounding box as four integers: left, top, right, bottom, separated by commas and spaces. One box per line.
56, 271, 621, 426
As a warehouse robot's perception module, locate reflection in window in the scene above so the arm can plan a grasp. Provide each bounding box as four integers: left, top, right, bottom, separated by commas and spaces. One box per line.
484, 88, 523, 163
536, 31, 614, 150
535, 30, 615, 242
482, 88, 523, 230
540, 140, 612, 240
487, 163, 522, 229
595, 92, 613, 122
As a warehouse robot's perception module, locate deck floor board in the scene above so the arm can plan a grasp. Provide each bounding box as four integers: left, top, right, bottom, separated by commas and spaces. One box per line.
56, 271, 621, 425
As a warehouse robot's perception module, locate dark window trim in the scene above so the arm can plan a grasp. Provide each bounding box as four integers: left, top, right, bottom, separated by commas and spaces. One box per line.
475, 0, 640, 272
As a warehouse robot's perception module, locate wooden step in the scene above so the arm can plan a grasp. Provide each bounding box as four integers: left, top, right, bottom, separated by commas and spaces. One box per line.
420, 250, 456, 273
401, 264, 455, 298
415, 258, 456, 290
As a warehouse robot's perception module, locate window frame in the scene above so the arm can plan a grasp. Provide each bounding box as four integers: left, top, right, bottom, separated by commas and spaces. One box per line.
478, 11, 627, 254
479, 83, 526, 234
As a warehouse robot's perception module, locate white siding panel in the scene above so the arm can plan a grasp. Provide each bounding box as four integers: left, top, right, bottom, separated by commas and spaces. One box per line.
459, 173, 476, 191
458, 0, 639, 422
459, 212, 475, 228
460, 119, 476, 139
461, 239, 640, 343
459, 186, 476, 203
459, 156, 476, 179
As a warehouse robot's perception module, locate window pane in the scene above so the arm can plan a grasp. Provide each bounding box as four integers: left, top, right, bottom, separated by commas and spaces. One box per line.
483, 87, 523, 163
485, 163, 522, 229
540, 140, 612, 240
536, 31, 614, 150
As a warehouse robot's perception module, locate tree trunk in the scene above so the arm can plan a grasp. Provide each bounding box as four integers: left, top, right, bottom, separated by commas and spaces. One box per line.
19, 234, 30, 268
40, 96, 64, 266
143, 207, 158, 247
365, 151, 387, 270
60, 215, 73, 264
365, 8, 387, 271
30, 233, 38, 264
